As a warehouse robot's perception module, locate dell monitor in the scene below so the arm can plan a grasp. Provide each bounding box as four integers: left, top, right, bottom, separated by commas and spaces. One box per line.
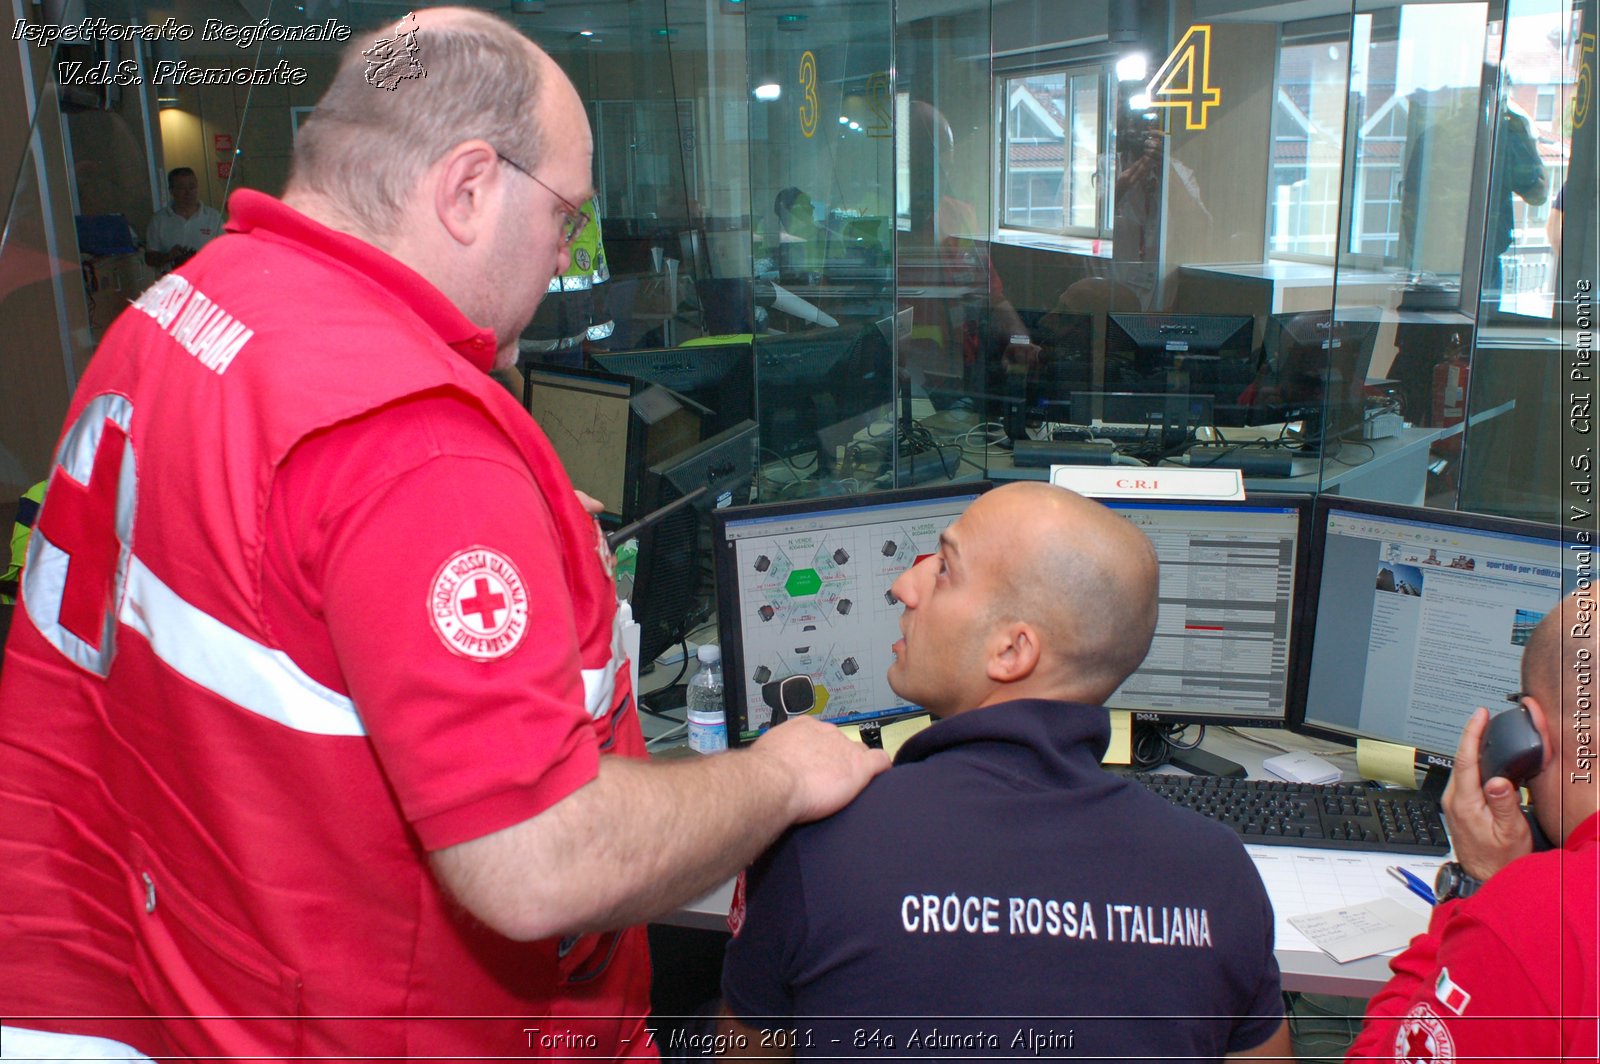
1104, 313, 1256, 426
1249, 311, 1382, 449
1291, 497, 1578, 772
592, 342, 756, 437
712, 482, 990, 744
523, 364, 642, 525
755, 323, 895, 464
1098, 496, 1312, 728
631, 420, 760, 667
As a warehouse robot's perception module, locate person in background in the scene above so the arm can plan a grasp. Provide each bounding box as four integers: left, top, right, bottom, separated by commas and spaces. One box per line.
144, 166, 223, 273
1347, 588, 1597, 1059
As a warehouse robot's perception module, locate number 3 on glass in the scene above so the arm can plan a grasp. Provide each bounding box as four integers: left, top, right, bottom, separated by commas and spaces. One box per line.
799, 50, 819, 138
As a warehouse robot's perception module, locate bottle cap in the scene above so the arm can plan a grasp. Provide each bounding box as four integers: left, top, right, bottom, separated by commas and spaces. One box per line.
697, 644, 721, 664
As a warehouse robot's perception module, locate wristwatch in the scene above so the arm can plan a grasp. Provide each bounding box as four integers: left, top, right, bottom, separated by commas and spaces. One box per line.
1433, 861, 1484, 901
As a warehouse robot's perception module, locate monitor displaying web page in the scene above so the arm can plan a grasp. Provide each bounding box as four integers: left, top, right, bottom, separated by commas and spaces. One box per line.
1292, 498, 1576, 765
1099, 497, 1312, 726
711, 483, 989, 745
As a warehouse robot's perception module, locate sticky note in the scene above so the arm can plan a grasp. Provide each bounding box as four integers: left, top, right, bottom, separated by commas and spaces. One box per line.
1358, 738, 1419, 788
836, 724, 864, 744
880, 715, 932, 760
1101, 711, 1132, 765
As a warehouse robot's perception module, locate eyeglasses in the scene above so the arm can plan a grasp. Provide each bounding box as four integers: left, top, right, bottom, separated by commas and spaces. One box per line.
496, 152, 588, 246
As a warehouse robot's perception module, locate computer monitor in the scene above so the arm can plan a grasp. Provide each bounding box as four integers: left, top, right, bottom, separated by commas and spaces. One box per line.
712, 482, 990, 745
1291, 497, 1578, 770
755, 323, 895, 462
631, 420, 760, 667
1104, 313, 1256, 426
591, 342, 756, 437
523, 364, 642, 525
1250, 311, 1382, 447
1098, 496, 1312, 726
1023, 310, 1095, 426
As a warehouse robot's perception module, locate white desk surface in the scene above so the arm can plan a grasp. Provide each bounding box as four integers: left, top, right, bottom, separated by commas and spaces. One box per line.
653, 720, 1428, 999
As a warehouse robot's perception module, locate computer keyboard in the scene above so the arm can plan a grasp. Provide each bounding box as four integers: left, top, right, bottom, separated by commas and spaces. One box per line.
1127, 773, 1450, 856
1185, 444, 1319, 477
1047, 421, 1175, 443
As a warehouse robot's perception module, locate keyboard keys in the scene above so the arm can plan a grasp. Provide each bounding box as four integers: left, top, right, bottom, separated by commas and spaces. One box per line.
1126, 772, 1450, 856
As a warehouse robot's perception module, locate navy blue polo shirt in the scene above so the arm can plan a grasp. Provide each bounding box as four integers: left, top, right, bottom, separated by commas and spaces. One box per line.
722, 699, 1282, 1060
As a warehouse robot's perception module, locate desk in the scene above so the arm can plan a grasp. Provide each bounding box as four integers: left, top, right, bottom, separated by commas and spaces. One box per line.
656, 724, 1418, 999
983, 425, 1448, 505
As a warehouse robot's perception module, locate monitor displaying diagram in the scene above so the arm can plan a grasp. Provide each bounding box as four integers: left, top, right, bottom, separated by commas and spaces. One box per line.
712, 483, 988, 742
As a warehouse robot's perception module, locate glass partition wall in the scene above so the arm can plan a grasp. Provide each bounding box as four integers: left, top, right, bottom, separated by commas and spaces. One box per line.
1, 0, 1594, 524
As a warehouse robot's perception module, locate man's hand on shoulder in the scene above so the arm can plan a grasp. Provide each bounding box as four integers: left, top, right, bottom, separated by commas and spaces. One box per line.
750, 715, 891, 824
1442, 706, 1533, 881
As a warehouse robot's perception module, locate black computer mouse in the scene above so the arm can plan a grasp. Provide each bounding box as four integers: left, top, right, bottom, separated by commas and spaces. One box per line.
1479, 705, 1544, 787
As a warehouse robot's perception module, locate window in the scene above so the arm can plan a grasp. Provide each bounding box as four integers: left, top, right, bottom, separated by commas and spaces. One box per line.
997, 67, 1108, 237
1534, 87, 1555, 122
1269, 32, 1356, 259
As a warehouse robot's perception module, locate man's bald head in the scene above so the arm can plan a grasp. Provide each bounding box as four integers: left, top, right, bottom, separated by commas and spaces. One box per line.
981, 483, 1160, 702
1523, 589, 1598, 733
1518, 588, 1598, 841
288, 7, 558, 239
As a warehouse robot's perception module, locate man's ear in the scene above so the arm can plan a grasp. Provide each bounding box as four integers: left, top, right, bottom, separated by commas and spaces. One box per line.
987, 621, 1040, 684
433, 140, 501, 246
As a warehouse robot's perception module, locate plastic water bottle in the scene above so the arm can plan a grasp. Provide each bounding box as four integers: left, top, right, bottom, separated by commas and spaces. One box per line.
686, 644, 728, 754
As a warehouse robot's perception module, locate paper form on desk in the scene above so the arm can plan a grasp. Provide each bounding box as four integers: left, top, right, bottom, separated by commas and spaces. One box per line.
1247, 847, 1440, 954
1288, 898, 1428, 963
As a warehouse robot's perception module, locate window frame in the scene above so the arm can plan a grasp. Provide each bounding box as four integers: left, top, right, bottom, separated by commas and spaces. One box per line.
992, 61, 1114, 241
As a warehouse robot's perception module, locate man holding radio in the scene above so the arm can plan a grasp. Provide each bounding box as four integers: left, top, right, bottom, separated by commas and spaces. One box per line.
1348, 589, 1598, 1059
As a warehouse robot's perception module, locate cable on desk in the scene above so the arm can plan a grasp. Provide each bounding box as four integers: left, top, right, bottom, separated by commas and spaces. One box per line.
1129, 723, 1189, 769
638, 637, 691, 716
645, 723, 689, 750
1163, 722, 1205, 750
1327, 438, 1377, 467
1217, 725, 1360, 761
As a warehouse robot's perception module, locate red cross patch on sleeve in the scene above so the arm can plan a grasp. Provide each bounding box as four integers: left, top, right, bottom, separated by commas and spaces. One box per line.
429, 546, 530, 661
1393, 1002, 1456, 1063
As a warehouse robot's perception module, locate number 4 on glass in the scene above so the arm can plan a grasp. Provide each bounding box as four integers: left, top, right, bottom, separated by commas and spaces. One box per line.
1145, 24, 1221, 131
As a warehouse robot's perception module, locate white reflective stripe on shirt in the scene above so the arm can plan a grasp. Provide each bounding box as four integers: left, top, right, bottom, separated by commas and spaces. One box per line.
578, 606, 630, 720
0, 1025, 155, 1061
119, 555, 364, 736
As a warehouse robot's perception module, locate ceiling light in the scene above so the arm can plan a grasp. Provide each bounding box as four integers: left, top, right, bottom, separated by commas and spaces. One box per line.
753, 83, 782, 101
1115, 53, 1148, 82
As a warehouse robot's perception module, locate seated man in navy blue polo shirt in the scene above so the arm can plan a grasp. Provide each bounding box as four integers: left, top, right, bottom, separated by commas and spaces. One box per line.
719, 482, 1291, 1060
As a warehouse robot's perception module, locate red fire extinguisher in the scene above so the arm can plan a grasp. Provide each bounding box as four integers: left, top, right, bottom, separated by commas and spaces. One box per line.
1432, 331, 1469, 428
1431, 331, 1469, 475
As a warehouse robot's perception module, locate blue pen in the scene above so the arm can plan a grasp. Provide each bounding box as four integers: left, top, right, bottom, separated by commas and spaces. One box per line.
1388, 865, 1437, 906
